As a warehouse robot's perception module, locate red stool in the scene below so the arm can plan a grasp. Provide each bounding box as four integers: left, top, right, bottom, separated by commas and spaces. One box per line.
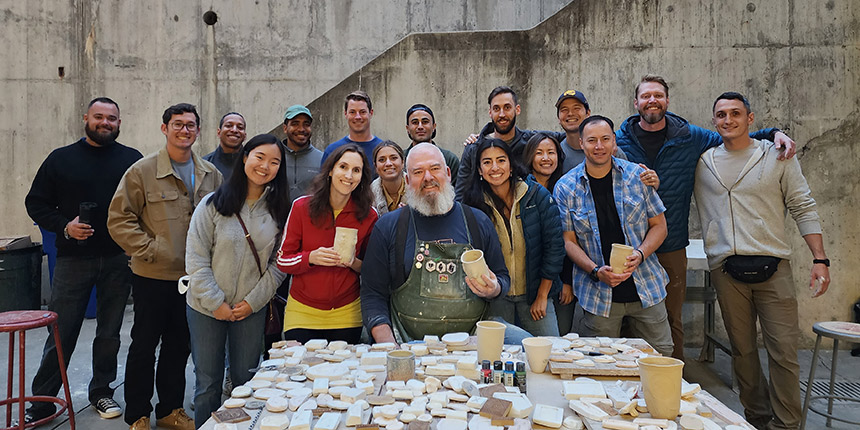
0, 311, 74, 429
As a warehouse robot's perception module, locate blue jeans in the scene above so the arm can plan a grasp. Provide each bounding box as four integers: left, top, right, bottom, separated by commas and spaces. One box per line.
28, 253, 131, 417
187, 306, 264, 428
488, 294, 560, 337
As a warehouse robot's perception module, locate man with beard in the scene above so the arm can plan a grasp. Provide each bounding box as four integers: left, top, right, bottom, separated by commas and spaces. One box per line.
361, 143, 510, 343
456, 86, 538, 199
321, 90, 383, 170
24, 97, 142, 424
204, 112, 247, 181
282, 104, 322, 203
615, 75, 796, 361
402, 104, 460, 186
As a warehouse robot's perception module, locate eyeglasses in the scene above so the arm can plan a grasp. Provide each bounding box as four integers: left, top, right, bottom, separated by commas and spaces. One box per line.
169, 122, 198, 132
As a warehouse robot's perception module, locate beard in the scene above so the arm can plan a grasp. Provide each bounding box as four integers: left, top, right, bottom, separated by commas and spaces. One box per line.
405, 180, 455, 217
639, 106, 666, 125
493, 115, 517, 135
85, 123, 120, 146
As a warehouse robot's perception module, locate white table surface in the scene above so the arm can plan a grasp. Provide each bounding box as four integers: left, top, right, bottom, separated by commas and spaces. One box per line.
201, 347, 752, 429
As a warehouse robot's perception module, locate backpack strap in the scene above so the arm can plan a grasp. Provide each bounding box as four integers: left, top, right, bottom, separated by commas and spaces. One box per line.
460, 203, 483, 251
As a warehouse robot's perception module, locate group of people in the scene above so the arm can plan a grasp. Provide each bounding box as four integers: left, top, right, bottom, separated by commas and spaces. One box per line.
22, 74, 831, 430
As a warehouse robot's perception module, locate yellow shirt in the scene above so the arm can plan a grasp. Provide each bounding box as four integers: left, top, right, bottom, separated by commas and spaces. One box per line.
283, 293, 362, 331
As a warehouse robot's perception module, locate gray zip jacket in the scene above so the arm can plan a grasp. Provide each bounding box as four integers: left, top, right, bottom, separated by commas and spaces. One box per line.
694, 139, 822, 270
285, 143, 323, 205
185, 191, 287, 315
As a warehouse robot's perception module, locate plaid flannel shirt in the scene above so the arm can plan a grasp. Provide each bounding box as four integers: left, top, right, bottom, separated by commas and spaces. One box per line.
553, 158, 669, 317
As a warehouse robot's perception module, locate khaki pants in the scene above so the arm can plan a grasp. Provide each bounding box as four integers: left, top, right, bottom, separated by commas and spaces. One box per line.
712, 259, 801, 430
657, 249, 687, 360
579, 300, 674, 358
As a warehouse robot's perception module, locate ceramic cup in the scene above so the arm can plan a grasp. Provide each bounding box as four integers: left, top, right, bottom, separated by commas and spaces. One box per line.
476, 320, 506, 363
522, 337, 553, 373
386, 350, 416, 381
461, 249, 490, 286
609, 243, 635, 274
637, 356, 685, 419
333, 227, 358, 265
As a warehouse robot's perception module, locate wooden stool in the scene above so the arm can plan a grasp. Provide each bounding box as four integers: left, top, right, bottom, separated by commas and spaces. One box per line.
800, 321, 860, 429
0, 311, 75, 429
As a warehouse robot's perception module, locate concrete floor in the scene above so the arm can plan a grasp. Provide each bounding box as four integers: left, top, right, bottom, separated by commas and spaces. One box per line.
0, 304, 858, 429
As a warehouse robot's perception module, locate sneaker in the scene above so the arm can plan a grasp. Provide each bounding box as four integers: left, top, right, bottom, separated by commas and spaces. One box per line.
129, 416, 150, 430
93, 397, 122, 419
155, 408, 194, 430
12, 412, 44, 427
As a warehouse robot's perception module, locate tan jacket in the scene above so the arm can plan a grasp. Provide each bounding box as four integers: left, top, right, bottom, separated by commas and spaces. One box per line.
108, 147, 222, 280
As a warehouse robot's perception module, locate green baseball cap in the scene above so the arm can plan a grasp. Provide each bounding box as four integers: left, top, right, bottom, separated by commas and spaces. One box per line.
284, 105, 312, 121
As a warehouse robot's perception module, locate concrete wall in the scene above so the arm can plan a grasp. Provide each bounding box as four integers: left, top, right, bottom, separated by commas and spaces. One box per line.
3, 0, 858, 346
305, 0, 859, 346
0, 0, 569, 239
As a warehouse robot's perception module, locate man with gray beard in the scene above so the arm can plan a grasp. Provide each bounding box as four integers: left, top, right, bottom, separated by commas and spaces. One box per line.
361, 144, 510, 343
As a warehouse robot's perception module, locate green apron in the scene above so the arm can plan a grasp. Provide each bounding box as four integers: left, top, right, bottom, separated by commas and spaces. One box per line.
390, 208, 488, 342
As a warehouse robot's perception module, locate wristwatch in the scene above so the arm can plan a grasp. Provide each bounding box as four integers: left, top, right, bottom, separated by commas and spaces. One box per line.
813, 258, 830, 267
63, 225, 71, 240
589, 266, 600, 282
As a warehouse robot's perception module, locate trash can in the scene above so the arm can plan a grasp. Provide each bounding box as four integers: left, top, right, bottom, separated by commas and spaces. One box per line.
0, 244, 42, 311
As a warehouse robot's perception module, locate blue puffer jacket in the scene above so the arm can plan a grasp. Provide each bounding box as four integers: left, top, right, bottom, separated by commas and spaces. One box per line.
615, 112, 777, 253
518, 178, 564, 305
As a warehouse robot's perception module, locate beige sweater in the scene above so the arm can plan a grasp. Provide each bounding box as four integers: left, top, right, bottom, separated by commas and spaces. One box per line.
694, 139, 822, 270
484, 181, 529, 296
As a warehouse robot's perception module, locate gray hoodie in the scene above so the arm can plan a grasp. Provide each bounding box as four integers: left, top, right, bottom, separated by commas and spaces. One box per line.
285, 143, 323, 204
694, 139, 821, 270
185, 191, 287, 315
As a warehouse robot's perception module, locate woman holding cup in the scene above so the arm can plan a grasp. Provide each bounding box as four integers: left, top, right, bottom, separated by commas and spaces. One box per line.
276, 144, 378, 344
185, 133, 291, 426
462, 138, 564, 336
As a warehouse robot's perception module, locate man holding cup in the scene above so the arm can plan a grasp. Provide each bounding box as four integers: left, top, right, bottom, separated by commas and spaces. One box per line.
554, 115, 673, 357
24, 97, 142, 423
361, 143, 513, 344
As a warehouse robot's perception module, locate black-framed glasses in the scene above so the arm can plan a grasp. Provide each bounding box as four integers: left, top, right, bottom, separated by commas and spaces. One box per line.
169, 122, 198, 131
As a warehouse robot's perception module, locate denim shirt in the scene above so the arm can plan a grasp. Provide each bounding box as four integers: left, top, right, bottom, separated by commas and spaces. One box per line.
553, 157, 669, 317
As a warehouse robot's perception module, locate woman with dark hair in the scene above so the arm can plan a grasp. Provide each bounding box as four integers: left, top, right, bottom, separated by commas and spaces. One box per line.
522, 132, 576, 335
185, 133, 290, 426
462, 138, 563, 336
522, 132, 566, 193
276, 144, 378, 343
370, 140, 406, 215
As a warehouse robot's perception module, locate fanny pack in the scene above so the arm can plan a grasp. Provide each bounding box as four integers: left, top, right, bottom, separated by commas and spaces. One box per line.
723, 255, 781, 283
